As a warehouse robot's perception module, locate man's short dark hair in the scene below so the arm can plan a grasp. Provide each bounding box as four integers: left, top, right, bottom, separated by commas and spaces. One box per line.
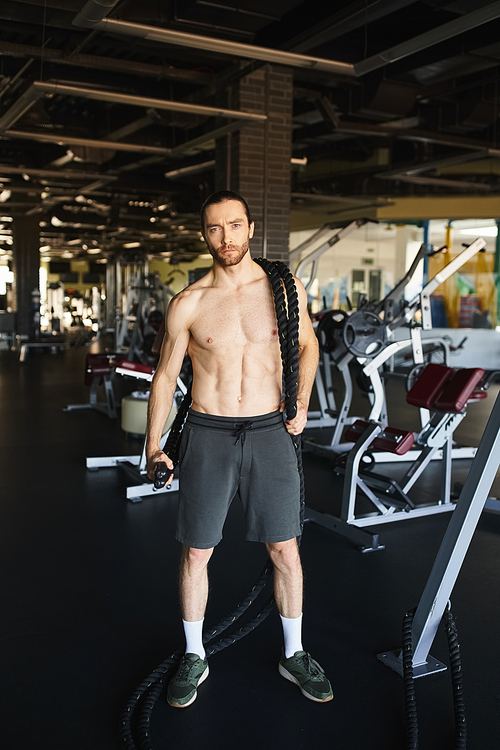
200, 191, 253, 231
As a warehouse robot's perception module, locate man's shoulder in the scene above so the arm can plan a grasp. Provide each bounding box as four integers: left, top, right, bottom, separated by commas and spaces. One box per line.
168, 275, 213, 319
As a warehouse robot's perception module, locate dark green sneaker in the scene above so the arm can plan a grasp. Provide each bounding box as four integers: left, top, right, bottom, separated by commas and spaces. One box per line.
167, 653, 209, 708
279, 651, 333, 702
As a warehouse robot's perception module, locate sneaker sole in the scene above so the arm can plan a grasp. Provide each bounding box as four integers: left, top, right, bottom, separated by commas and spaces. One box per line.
168, 665, 209, 708
278, 663, 333, 703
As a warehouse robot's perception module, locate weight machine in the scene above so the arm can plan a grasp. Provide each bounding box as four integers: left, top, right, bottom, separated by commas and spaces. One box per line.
305, 363, 487, 551
116, 271, 174, 362
303, 238, 486, 459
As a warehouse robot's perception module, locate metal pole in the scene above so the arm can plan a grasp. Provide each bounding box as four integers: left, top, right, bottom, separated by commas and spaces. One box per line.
422, 220, 430, 286
495, 219, 500, 326
379, 388, 500, 677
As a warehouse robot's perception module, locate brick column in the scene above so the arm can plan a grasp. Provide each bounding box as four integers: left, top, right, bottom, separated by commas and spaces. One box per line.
215, 65, 293, 264
11, 204, 41, 337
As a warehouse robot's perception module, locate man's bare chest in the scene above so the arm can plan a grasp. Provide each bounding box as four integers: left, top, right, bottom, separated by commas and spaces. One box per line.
190, 287, 278, 350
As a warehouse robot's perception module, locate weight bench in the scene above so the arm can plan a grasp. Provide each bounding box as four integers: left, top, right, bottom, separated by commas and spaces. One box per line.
18, 335, 66, 362
305, 363, 486, 551
64, 352, 126, 418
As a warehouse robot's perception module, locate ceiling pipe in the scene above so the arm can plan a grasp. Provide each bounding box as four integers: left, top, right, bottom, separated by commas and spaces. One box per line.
354, 1, 500, 76
0, 81, 266, 135
35, 81, 266, 121
329, 119, 500, 153
72, 0, 500, 81
73, 2, 356, 78
4, 129, 173, 156
378, 173, 493, 191
165, 160, 216, 179
0, 85, 44, 131
0, 41, 211, 85
0, 164, 117, 181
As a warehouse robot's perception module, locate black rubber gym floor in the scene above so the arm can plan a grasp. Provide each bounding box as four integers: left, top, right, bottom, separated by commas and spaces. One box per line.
1, 344, 499, 750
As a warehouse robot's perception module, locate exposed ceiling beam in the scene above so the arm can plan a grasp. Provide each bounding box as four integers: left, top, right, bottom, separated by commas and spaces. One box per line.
73, 5, 356, 78
0, 40, 211, 85
105, 115, 158, 142
378, 173, 493, 191
354, 1, 500, 76
170, 121, 250, 157
165, 160, 215, 179
0, 164, 117, 181
381, 151, 496, 178
285, 0, 417, 55
0, 81, 267, 134
3, 129, 173, 156
332, 120, 500, 153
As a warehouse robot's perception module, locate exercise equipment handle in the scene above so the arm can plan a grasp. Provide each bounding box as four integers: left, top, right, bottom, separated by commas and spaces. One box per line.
153, 461, 173, 489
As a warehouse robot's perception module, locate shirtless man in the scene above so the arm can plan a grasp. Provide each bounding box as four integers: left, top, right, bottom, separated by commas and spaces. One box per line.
146, 190, 332, 708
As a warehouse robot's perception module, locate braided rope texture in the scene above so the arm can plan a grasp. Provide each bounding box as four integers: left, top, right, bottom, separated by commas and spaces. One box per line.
119, 258, 304, 750
402, 607, 467, 750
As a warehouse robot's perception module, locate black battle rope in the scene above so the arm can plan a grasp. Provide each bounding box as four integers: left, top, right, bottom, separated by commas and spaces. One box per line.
119, 258, 304, 750
402, 607, 467, 750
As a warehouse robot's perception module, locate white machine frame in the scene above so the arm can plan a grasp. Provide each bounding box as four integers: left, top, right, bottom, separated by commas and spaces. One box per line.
86, 367, 186, 502
378, 387, 500, 677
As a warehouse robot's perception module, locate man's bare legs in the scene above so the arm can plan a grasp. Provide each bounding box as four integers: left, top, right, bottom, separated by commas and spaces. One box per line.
179, 540, 302, 654
266, 538, 303, 618
267, 537, 333, 702
167, 546, 213, 708
171, 537, 332, 706
266, 538, 304, 658
180, 545, 214, 621
179, 545, 214, 659
180, 539, 302, 619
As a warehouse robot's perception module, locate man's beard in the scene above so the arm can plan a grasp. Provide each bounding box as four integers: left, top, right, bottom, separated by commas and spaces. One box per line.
208, 238, 250, 267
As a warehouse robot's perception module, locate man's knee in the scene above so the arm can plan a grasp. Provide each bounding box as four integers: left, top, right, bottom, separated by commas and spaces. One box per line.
266, 538, 301, 571
181, 545, 214, 571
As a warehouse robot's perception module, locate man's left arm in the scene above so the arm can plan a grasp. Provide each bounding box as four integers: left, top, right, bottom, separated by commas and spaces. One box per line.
285, 277, 319, 435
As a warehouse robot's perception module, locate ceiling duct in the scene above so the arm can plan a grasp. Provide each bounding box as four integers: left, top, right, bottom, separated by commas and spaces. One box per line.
353, 1, 500, 76
458, 98, 498, 132
73, 1, 356, 77
427, 97, 499, 134
352, 78, 419, 119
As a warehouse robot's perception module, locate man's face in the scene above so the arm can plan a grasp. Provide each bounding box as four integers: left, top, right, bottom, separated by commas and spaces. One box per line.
202, 199, 254, 268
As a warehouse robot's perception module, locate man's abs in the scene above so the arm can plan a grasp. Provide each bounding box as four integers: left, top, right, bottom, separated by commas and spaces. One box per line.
189, 344, 283, 417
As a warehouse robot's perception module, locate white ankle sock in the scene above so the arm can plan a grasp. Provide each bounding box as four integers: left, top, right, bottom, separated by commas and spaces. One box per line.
182, 618, 205, 659
280, 613, 303, 658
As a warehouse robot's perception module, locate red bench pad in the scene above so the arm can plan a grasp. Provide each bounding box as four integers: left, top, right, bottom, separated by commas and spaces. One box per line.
406, 363, 486, 412
406, 363, 454, 409
84, 353, 126, 384
344, 420, 414, 455
433, 367, 485, 413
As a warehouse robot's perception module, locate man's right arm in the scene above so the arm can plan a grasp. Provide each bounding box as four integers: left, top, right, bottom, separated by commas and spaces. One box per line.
145, 294, 192, 480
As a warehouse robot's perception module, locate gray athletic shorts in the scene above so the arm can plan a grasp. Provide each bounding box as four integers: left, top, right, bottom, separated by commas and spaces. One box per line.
176, 408, 301, 549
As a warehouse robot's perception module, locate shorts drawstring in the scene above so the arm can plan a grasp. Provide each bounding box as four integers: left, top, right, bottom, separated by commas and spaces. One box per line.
233, 421, 254, 446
